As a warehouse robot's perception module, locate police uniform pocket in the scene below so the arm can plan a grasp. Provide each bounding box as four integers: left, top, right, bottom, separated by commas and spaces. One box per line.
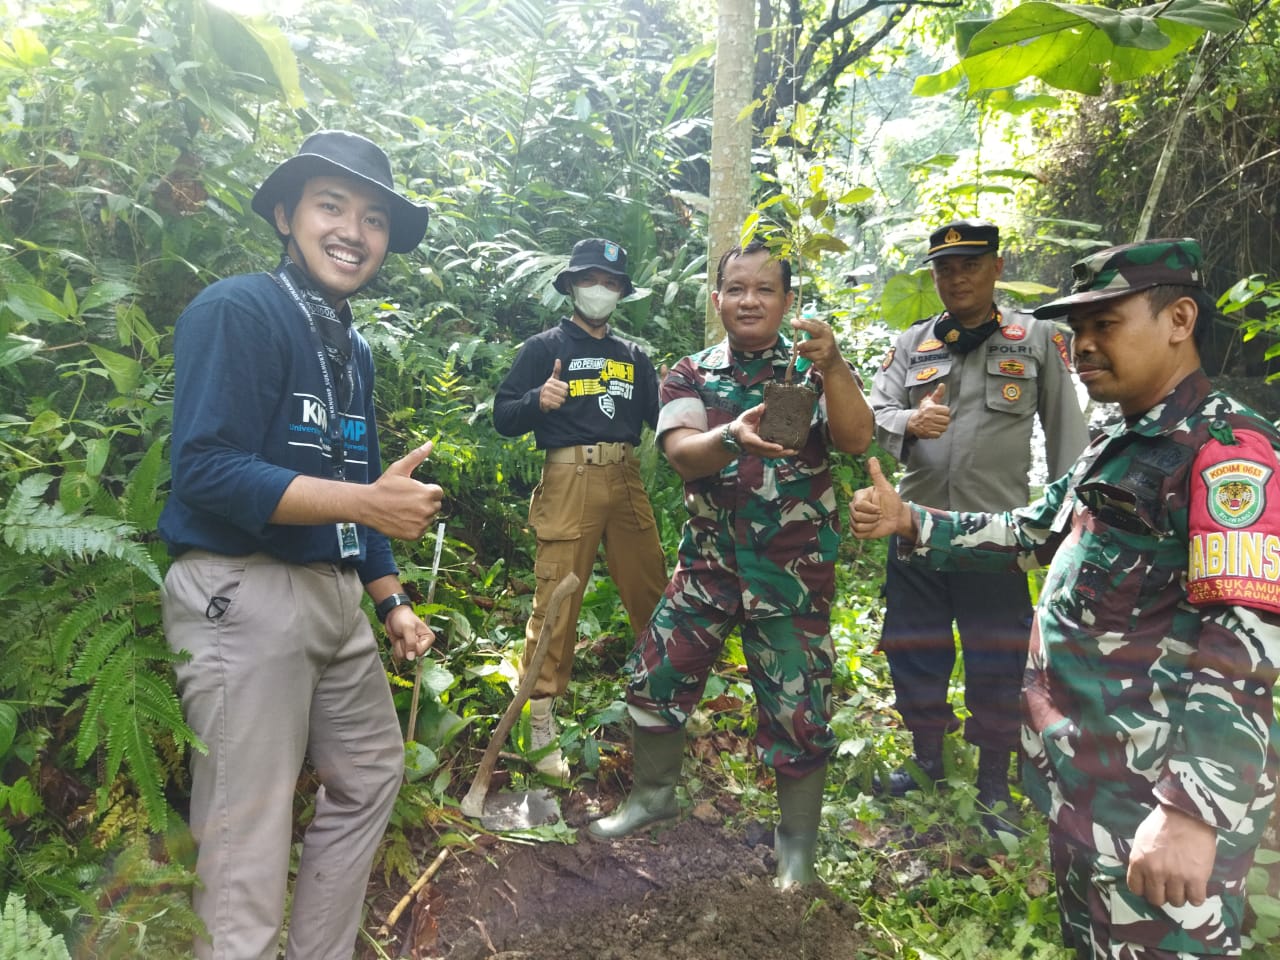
985, 355, 1038, 415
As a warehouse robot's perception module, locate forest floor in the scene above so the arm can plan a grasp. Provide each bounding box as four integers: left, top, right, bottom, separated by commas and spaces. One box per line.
361, 730, 869, 960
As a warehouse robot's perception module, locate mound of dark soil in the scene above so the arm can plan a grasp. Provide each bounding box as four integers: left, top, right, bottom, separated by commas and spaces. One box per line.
378, 818, 863, 960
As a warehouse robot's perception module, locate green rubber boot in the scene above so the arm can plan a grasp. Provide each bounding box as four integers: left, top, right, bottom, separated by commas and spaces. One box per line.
775, 763, 827, 889
586, 727, 683, 839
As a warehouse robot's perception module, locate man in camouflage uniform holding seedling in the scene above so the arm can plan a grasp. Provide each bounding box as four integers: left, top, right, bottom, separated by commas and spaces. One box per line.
587, 239, 875, 889
850, 238, 1280, 958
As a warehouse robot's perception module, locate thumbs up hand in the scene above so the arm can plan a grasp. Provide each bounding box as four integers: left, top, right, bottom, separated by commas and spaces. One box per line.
907, 381, 950, 440
539, 358, 569, 412
368, 441, 445, 540
849, 456, 914, 540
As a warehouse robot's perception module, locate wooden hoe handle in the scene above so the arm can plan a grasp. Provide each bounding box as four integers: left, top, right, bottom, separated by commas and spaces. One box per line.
460, 572, 579, 818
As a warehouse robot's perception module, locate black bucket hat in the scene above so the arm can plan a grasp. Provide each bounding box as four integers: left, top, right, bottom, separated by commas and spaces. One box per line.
553, 238, 635, 297
251, 130, 429, 254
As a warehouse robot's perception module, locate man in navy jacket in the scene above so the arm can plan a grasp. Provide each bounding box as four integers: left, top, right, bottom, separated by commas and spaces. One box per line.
159, 131, 442, 960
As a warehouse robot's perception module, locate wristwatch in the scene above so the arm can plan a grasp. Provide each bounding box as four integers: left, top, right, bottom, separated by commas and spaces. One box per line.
375, 592, 414, 623
720, 421, 743, 454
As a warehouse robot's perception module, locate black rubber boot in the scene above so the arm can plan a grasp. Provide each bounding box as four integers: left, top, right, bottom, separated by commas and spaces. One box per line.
586, 727, 683, 839
775, 763, 826, 889
876, 734, 944, 797
976, 748, 1022, 837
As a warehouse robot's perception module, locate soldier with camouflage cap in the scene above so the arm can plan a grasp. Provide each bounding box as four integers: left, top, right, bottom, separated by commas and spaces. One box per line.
587, 240, 875, 890
851, 238, 1280, 957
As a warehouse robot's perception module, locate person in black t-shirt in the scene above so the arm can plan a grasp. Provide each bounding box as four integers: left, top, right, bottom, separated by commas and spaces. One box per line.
494, 238, 668, 779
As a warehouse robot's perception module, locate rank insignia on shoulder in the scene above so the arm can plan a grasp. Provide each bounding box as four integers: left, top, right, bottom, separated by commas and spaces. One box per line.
880, 347, 895, 371
1002, 383, 1022, 402
1052, 331, 1071, 368
1001, 325, 1027, 340
916, 367, 939, 381
917, 338, 945, 352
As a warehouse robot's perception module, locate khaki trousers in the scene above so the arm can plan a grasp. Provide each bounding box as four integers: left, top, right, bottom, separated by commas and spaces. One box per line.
163, 551, 403, 960
524, 456, 668, 696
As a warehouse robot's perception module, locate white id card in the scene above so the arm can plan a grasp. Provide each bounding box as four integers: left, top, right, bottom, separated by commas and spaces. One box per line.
337, 522, 360, 558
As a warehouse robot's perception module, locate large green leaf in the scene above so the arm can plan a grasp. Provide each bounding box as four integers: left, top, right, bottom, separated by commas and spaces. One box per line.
996, 279, 1058, 299
915, 0, 1243, 96
233, 16, 306, 109
87, 345, 142, 394
880, 270, 943, 330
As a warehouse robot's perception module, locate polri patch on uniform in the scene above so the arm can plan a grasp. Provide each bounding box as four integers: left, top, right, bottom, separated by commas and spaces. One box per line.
880, 347, 895, 371
1051, 331, 1071, 369
1187, 430, 1280, 615
916, 367, 939, 381
1001, 325, 1026, 340
1002, 383, 1022, 402
999, 359, 1026, 376
917, 338, 945, 352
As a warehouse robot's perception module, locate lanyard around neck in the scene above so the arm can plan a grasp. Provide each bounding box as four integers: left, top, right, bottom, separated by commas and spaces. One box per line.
269, 261, 353, 480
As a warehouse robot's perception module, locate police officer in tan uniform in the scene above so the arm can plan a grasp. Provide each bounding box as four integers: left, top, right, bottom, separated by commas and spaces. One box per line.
869, 219, 1088, 829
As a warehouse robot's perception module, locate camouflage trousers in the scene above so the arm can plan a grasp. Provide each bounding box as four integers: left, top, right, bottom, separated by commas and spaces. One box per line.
621, 550, 836, 776
1050, 828, 1244, 959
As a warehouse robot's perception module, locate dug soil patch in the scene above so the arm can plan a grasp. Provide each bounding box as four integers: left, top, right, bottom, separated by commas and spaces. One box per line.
376, 817, 863, 959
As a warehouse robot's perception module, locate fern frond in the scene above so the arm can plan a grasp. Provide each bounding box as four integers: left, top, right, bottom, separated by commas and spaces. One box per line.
74, 631, 200, 830
73, 836, 202, 959
56, 580, 142, 675
1, 475, 160, 584
121, 437, 167, 530
69, 620, 133, 691
0, 892, 72, 960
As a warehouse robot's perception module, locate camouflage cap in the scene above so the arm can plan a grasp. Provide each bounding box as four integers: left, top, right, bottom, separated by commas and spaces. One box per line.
1032, 238, 1203, 319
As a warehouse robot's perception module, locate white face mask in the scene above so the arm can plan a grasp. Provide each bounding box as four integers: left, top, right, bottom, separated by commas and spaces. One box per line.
572, 283, 622, 322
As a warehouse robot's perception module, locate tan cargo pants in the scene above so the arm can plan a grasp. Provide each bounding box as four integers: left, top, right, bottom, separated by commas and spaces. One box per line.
524, 446, 668, 696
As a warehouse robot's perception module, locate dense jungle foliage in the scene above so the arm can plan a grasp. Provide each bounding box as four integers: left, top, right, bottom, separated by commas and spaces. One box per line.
0, 0, 1276, 956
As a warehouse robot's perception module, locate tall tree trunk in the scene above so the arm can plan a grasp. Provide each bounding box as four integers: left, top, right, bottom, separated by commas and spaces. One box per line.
1134, 37, 1209, 241
706, 0, 755, 347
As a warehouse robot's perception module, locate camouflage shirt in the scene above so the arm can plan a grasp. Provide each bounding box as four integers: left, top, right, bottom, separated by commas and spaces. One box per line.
903, 370, 1280, 881
657, 336, 843, 615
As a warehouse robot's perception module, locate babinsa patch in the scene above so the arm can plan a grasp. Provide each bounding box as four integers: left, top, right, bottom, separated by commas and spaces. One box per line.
1203, 459, 1269, 528
1187, 430, 1280, 615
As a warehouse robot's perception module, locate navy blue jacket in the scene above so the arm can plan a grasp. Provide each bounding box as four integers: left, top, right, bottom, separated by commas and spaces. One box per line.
158, 272, 396, 583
